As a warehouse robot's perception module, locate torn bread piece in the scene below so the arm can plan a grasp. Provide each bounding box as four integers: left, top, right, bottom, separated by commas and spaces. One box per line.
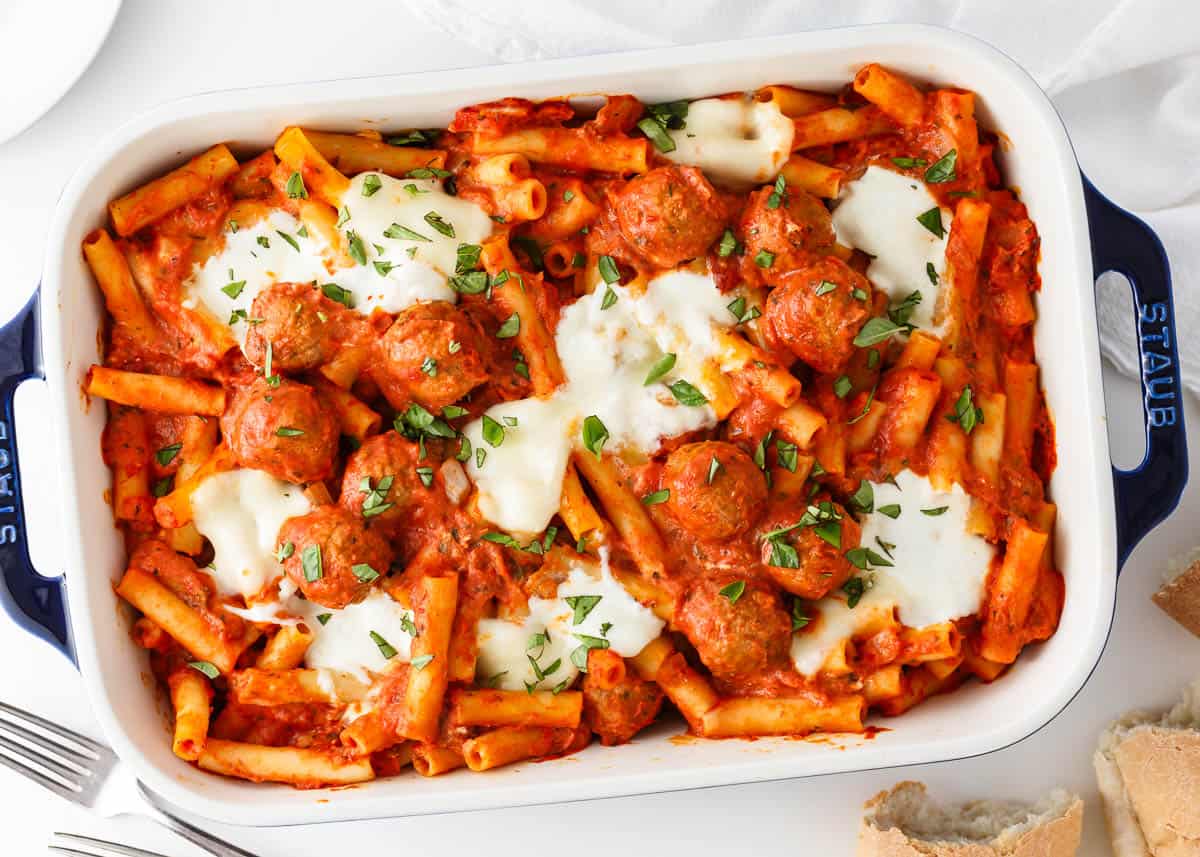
1152, 550, 1200, 637
858, 781, 1083, 856
1095, 678, 1200, 857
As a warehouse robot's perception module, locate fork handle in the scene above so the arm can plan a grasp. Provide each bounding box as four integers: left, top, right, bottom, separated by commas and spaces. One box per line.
0, 288, 73, 661
150, 811, 262, 857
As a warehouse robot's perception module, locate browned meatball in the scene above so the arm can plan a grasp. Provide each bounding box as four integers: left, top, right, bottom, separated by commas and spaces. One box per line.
221, 377, 338, 483
612, 166, 728, 268
757, 498, 860, 600
339, 432, 438, 534
582, 670, 664, 746
662, 441, 767, 540
369, 302, 489, 412
739, 185, 835, 279
276, 505, 393, 609
243, 282, 356, 372
762, 257, 873, 374
674, 578, 792, 679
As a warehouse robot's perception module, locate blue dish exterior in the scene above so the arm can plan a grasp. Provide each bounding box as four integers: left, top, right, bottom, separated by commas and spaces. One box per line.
1083, 177, 1188, 569
0, 178, 1186, 662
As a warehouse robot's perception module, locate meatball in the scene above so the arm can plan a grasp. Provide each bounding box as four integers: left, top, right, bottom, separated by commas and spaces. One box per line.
674, 578, 793, 679
277, 505, 394, 609
582, 670, 664, 746
739, 185, 835, 278
612, 166, 728, 268
662, 441, 768, 540
370, 302, 489, 412
243, 282, 356, 372
762, 256, 873, 374
221, 377, 338, 483
757, 498, 860, 600
339, 432, 438, 534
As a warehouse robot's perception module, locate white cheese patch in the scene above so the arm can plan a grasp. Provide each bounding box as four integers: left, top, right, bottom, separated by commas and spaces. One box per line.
190, 469, 311, 599
664, 97, 795, 187
475, 550, 664, 692
297, 589, 416, 683
831, 165, 951, 331
790, 469, 994, 675
464, 269, 734, 535
185, 173, 493, 344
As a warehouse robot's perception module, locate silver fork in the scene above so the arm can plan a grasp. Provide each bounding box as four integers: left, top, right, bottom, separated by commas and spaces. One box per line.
0, 700, 261, 857
50, 832, 178, 857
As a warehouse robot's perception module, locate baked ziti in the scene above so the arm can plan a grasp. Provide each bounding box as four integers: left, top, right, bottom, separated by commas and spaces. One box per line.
85, 63, 1060, 788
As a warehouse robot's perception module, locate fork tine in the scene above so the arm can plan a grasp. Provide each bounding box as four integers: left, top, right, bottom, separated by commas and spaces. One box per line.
0, 747, 81, 802
0, 732, 89, 782
52, 833, 172, 857
0, 716, 95, 767
0, 700, 108, 756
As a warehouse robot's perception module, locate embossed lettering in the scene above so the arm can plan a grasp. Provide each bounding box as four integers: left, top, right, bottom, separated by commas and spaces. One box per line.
1144, 351, 1173, 374
1147, 376, 1176, 401
1140, 302, 1167, 324
0, 474, 13, 498
1149, 406, 1177, 428
0, 524, 17, 545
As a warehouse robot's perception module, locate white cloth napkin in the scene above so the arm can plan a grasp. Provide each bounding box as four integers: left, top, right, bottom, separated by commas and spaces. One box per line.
400, 0, 1200, 392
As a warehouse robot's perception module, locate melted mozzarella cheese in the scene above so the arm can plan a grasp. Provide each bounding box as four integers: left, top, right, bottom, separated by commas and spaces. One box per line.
190, 469, 311, 599
463, 396, 577, 536
831, 165, 951, 331
185, 172, 493, 342
464, 269, 733, 535
664, 97, 794, 186
790, 469, 994, 675
298, 589, 416, 682
475, 551, 664, 692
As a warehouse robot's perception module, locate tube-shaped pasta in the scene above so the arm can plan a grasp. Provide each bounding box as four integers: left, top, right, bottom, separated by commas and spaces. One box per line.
471, 128, 648, 174
401, 574, 458, 743
791, 106, 894, 150
756, 85, 838, 117
701, 695, 865, 738
450, 689, 583, 729
255, 626, 314, 671
274, 127, 351, 204
109, 144, 239, 236
82, 230, 158, 344
572, 451, 667, 581
980, 518, 1049, 664
586, 649, 626, 690
304, 130, 446, 177
461, 725, 586, 772
780, 155, 845, 198
86, 367, 225, 416
228, 668, 368, 706
198, 739, 374, 787
411, 744, 466, 777
852, 64, 926, 126
312, 376, 381, 439
168, 669, 212, 761
340, 710, 397, 757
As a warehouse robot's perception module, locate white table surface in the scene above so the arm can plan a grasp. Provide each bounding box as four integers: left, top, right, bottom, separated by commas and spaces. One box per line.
1, 3, 1196, 854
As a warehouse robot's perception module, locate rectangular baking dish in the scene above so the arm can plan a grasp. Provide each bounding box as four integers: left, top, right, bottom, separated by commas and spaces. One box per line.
0, 23, 1186, 826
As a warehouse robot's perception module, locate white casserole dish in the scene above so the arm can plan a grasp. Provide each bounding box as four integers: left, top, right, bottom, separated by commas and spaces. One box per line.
2, 23, 1186, 826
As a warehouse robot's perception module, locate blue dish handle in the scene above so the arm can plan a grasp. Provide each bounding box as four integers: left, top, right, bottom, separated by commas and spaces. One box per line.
0, 288, 73, 661
1084, 176, 1188, 570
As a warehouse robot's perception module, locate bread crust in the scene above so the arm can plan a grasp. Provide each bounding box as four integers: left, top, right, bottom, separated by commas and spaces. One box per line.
858, 782, 1083, 857
1152, 561, 1200, 638
1108, 727, 1200, 856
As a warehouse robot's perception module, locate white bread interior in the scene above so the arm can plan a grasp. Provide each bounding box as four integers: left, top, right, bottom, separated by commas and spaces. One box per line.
858, 780, 1083, 856
1095, 678, 1200, 857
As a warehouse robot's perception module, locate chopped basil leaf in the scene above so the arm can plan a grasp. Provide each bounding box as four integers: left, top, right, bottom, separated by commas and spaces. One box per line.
815, 280, 838, 296
775, 439, 798, 472
443, 404, 468, 419
320, 282, 354, 309
361, 174, 383, 197
581, 415, 609, 459
636, 116, 676, 153
384, 222, 431, 242
424, 211, 454, 238
346, 231, 368, 265
853, 317, 903, 347
301, 545, 323, 582
926, 262, 939, 285
921, 506, 949, 516
336, 206, 351, 228
877, 503, 901, 519
791, 600, 810, 630
456, 435, 473, 463
405, 166, 452, 180
643, 352, 676, 386
600, 286, 618, 310
597, 255, 620, 285
718, 580, 746, 604
481, 414, 506, 447
496, 312, 520, 339
352, 563, 380, 582
706, 456, 722, 485
924, 149, 957, 184
316, 614, 332, 626
370, 631, 398, 659
275, 427, 304, 437
455, 243, 482, 273
850, 479, 874, 513
843, 576, 868, 608
565, 595, 602, 625
833, 375, 852, 398
188, 661, 220, 679
867, 349, 880, 369
155, 443, 182, 467
285, 171, 308, 199
668, 379, 707, 406
642, 488, 670, 505
221, 280, 246, 299
946, 384, 984, 434
449, 271, 489, 294
891, 156, 928, 169
916, 206, 945, 238
256, 236, 270, 249
754, 249, 776, 268
726, 296, 761, 324
387, 130, 436, 146
717, 228, 739, 258
571, 251, 586, 268
415, 466, 434, 488
275, 540, 295, 562
151, 475, 174, 498
563, 189, 576, 203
